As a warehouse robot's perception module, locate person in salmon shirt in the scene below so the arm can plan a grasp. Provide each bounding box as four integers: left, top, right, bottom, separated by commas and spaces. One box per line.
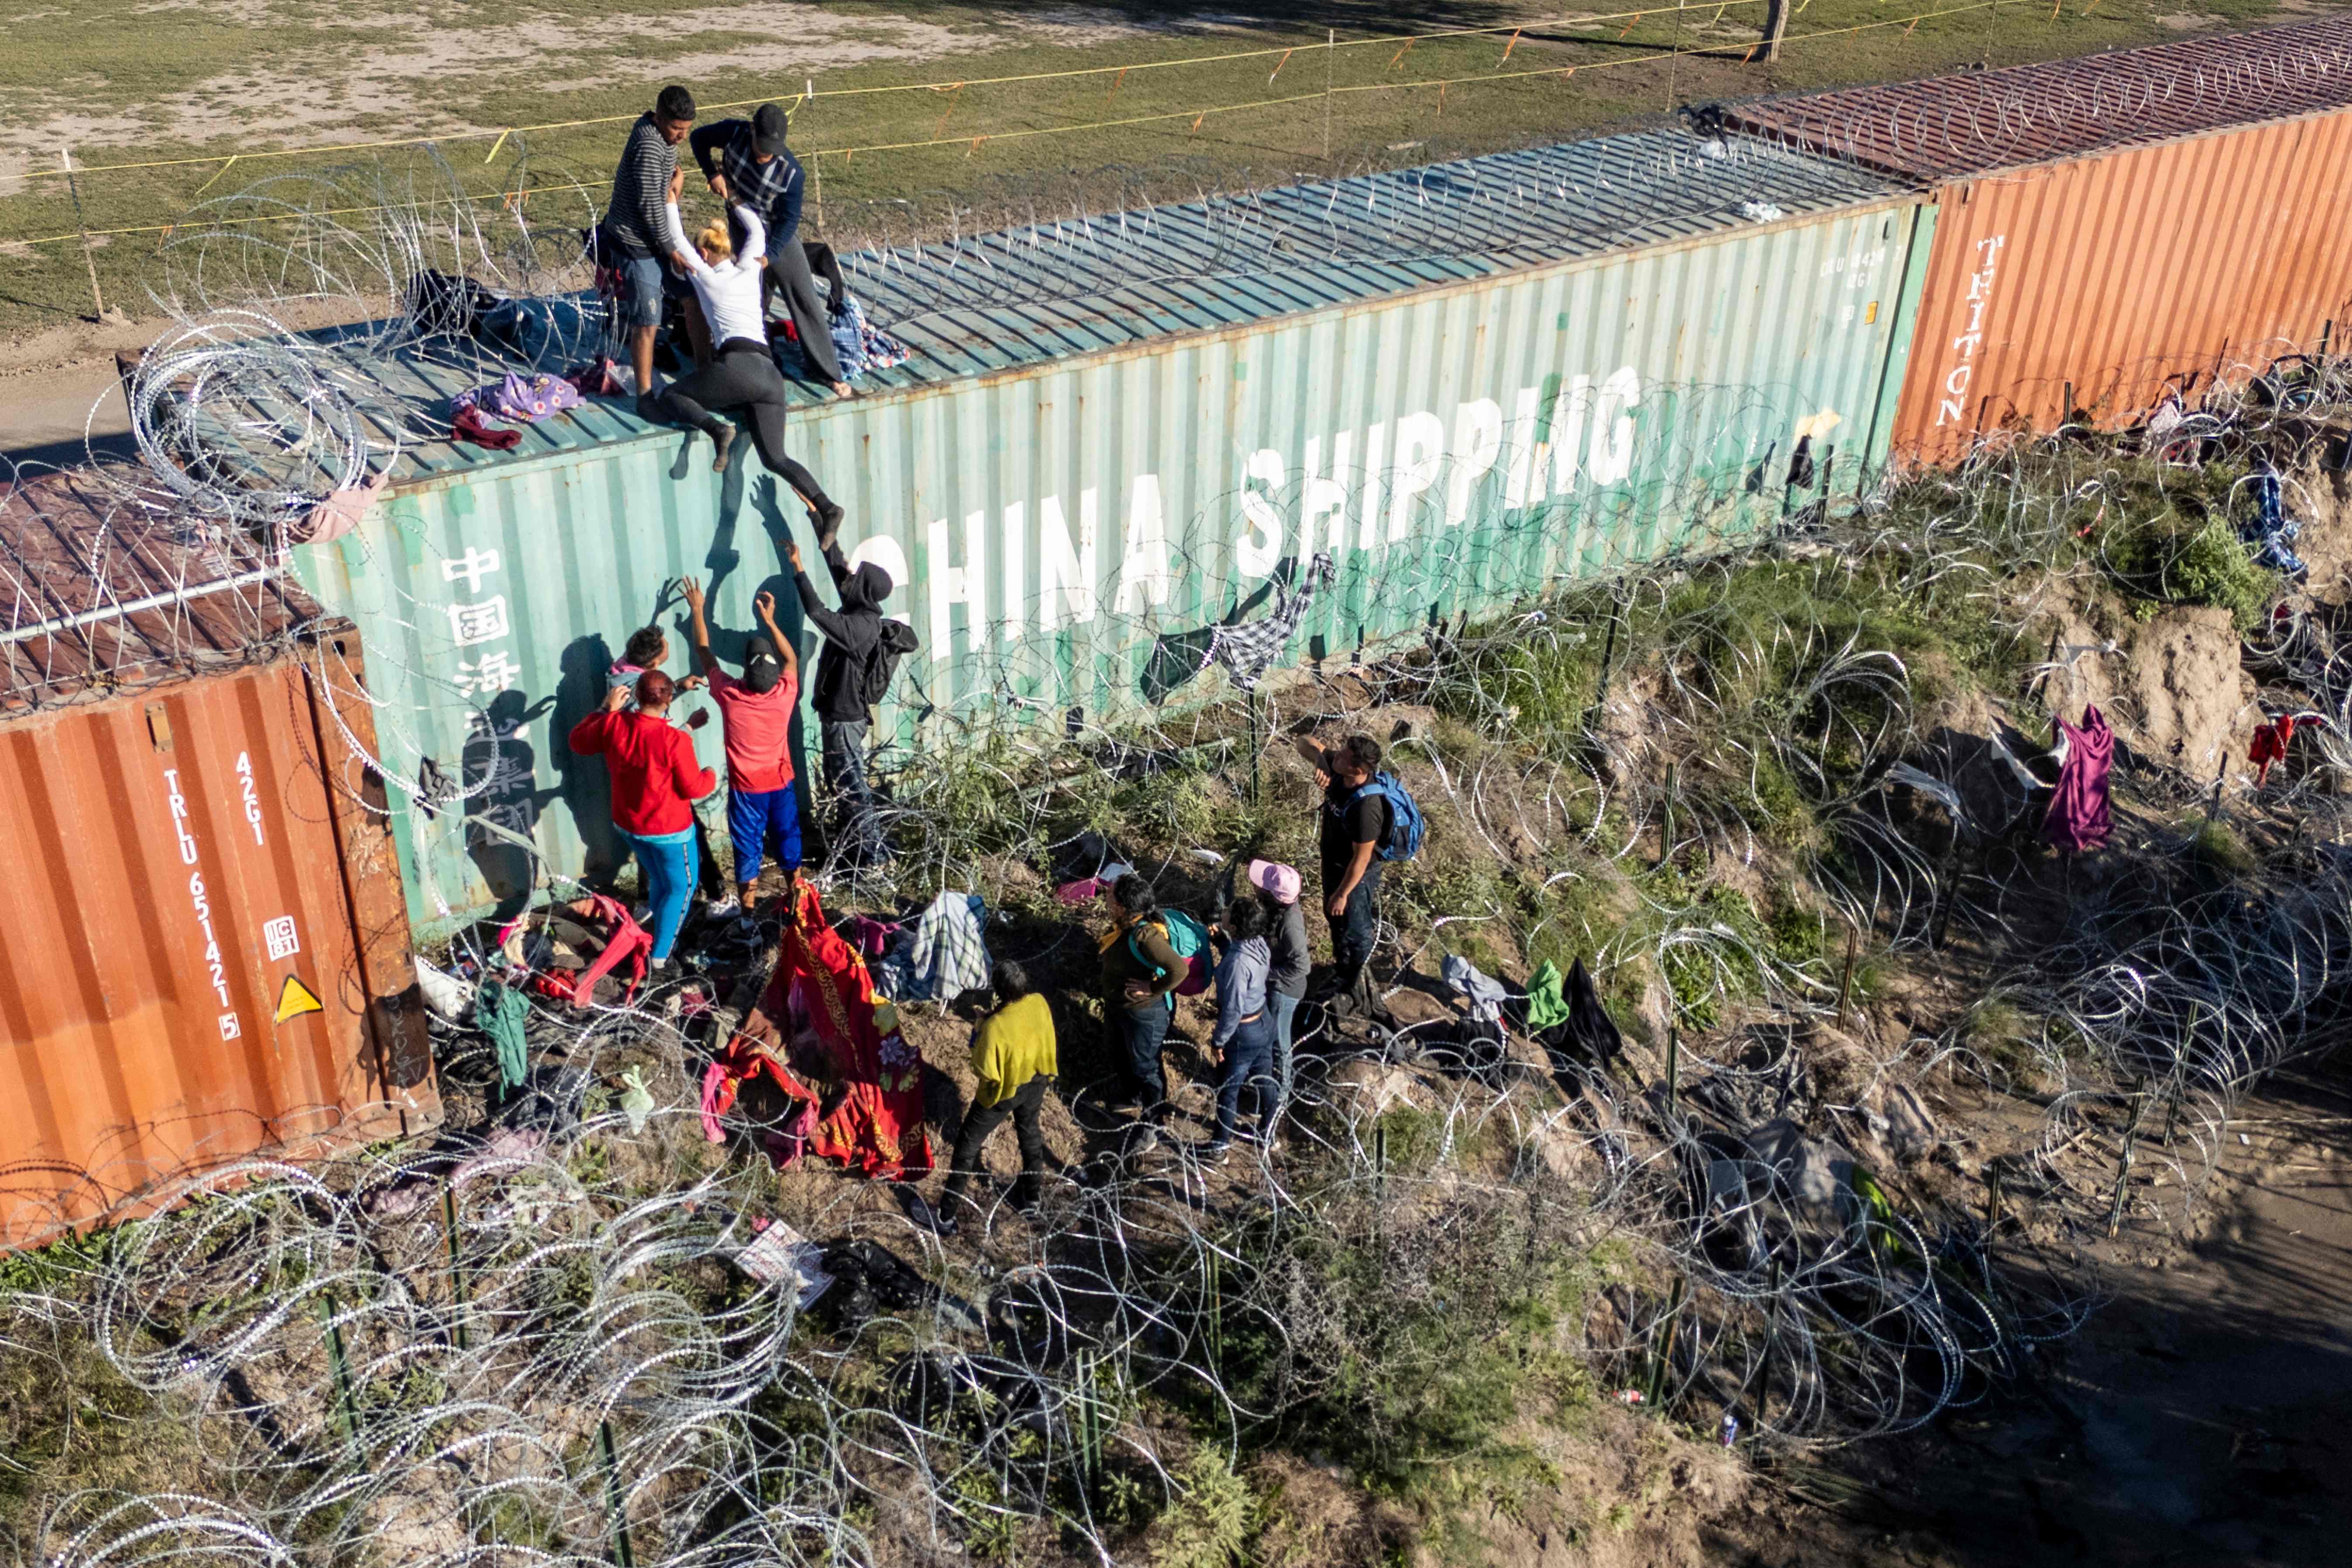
680, 575, 801, 918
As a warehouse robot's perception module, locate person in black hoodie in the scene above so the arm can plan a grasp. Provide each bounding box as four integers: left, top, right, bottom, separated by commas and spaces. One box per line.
786, 536, 914, 867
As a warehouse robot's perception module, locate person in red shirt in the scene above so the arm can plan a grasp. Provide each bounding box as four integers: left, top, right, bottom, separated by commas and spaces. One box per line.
567, 670, 718, 965
680, 575, 801, 917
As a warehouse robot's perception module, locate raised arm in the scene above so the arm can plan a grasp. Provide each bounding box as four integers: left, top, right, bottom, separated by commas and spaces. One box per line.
727, 202, 766, 271
784, 540, 853, 645
662, 198, 713, 279
755, 590, 798, 682
680, 575, 716, 677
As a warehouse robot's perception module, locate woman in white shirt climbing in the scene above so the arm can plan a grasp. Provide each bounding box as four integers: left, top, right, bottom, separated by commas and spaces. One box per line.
657, 168, 844, 534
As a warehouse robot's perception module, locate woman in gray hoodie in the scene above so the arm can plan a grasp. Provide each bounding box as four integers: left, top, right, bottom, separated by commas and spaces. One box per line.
1249, 860, 1310, 1119
1205, 895, 1277, 1156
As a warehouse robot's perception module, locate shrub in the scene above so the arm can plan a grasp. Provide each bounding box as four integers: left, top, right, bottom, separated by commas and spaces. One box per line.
1153, 1444, 1258, 1568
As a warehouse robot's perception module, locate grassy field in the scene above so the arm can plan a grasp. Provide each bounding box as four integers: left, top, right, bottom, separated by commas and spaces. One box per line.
0, 0, 2324, 339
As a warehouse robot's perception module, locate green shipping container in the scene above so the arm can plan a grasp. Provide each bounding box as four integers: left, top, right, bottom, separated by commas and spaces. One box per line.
290, 131, 1935, 933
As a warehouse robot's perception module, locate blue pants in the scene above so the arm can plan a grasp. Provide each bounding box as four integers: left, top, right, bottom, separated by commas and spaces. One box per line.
1331, 863, 1383, 984
1212, 1012, 1277, 1146
1268, 990, 1301, 1116
605, 236, 688, 330
1111, 997, 1173, 1121
619, 825, 696, 960
726, 784, 803, 890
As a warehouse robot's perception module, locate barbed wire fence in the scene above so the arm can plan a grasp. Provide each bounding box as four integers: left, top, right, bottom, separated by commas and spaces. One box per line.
9, 138, 2352, 1568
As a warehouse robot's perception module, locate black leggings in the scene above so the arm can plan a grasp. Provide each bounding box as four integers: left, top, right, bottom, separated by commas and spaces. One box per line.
660, 340, 833, 510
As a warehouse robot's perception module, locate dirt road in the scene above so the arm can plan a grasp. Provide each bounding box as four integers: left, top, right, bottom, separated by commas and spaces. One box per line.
1730, 1058, 2352, 1568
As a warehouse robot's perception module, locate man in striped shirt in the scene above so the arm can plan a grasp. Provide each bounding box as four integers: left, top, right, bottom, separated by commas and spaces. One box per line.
690, 102, 853, 399
602, 84, 698, 416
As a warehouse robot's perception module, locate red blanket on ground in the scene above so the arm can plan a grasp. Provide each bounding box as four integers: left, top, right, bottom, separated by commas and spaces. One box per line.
710, 880, 934, 1180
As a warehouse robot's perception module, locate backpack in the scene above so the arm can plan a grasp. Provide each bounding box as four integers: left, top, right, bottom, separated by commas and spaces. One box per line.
859, 619, 921, 708
1353, 772, 1426, 861
1128, 910, 1212, 1003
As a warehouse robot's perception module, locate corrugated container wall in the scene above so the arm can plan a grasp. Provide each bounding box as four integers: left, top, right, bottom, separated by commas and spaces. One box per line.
299, 198, 1935, 932
1893, 111, 2352, 461
0, 475, 440, 1248
1723, 14, 2352, 461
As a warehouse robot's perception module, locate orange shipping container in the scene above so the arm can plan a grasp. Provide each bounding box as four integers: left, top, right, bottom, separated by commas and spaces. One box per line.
1727, 16, 2352, 462
0, 470, 439, 1248
1892, 110, 2352, 462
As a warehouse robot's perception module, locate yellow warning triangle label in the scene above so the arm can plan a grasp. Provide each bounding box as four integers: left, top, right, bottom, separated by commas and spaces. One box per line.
275, 975, 324, 1023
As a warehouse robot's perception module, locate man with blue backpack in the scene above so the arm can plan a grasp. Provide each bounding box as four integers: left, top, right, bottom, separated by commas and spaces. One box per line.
1295, 732, 1423, 1021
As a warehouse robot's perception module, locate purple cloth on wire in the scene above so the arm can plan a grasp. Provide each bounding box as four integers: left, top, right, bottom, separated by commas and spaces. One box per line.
2043, 705, 2114, 853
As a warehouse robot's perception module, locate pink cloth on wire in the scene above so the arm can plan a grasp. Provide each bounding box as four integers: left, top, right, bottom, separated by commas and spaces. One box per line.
2043, 705, 2114, 853
297, 468, 387, 545
568, 892, 652, 1009
845, 915, 902, 957
700, 1059, 733, 1143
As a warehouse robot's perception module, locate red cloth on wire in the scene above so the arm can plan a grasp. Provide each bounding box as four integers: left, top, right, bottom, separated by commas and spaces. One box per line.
567, 892, 652, 1008
2250, 715, 2297, 785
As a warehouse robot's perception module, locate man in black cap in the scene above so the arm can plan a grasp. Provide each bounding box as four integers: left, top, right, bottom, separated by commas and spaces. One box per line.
786, 536, 916, 869
681, 575, 802, 917
690, 102, 853, 398
603, 84, 699, 416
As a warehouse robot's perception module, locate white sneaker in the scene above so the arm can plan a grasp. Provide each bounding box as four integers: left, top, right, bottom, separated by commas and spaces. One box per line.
705, 897, 741, 920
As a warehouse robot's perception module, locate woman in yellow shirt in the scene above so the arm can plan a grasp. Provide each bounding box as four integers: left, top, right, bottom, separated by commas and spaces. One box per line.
939, 960, 1057, 1229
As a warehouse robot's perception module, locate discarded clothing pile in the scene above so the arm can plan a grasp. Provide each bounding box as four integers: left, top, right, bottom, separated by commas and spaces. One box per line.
1438, 953, 1623, 1077
293, 468, 387, 546
405, 269, 556, 355
1531, 957, 1623, 1073
2242, 466, 2307, 576
805, 1237, 978, 1334
1438, 954, 1511, 1075
492, 892, 652, 1011
565, 358, 628, 398
776, 296, 911, 383
874, 889, 990, 1001
2042, 705, 2114, 853
717, 878, 935, 1179
455, 370, 585, 425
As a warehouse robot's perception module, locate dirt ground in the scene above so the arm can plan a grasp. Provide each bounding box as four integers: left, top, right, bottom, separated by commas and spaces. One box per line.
1695, 1054, 2352, 1568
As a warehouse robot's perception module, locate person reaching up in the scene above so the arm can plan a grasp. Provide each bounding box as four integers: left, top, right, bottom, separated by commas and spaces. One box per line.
655, 172, 843, 534
567, 670, 717, 973
786, 536, 916, 868
679, 576, 800, 918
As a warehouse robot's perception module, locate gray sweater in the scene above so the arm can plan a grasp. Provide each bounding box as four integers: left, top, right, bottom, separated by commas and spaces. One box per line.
1210, 936, 1271, 1052
1267, 898, 1310, 999
604, 114, 677, 260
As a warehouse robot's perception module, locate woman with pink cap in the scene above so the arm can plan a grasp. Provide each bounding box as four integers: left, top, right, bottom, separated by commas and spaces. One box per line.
1248, 859, 1310, 1118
